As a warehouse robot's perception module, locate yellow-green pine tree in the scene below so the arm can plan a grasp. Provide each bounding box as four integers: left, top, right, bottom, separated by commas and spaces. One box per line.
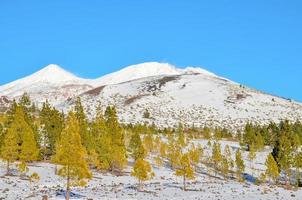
212, 142, 222, 176
105, 106, 127, 173
19, 121, 39, 173
0, 126, 19, 175
224, 145, 234, 177
52, 112, 92, 200
235, 149, 245, 182
175, 153, 195, 191
265, 154, 279, 184
131, 158, 154, 191
248, 143, 256, 176
188, 144, 202, 169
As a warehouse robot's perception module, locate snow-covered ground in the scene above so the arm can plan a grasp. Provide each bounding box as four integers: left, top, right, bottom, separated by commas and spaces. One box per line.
0, 139, 301, 200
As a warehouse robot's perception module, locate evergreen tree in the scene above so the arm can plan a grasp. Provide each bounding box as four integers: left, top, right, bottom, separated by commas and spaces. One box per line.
224, 145, 234, 173
177, 123, 186, 147
129, 131, 146, 160
221, 156, 230, 179
19, 120, 39, 175
105, 106, 127, 173
248, 143, 256, 175
223, 145, 233, 178
294, 152, 302, 187
175, 153, 195, 191
91, 106, 109, 169
143, 132, 154, 154
203, 126, 211, 139
131, 158, 154, 191
159, 141, 167, 158
274, 134, 292, 186
40, 100, 64, 159
265, 153, 279, 184
188, 144, 202, 169
52, 112, 92, 200
74, 97, 91, 150
211, 142, 222, 176
167, 138, 181, 169
235, 149, 245, 182
18, 93, 40, 146
0, 125, 19, 175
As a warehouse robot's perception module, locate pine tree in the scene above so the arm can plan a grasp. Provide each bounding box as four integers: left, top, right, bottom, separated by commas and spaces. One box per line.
235, 149, 245, 182
19, 121, 39, 175
18, 93, 40, 146
294, 152, 302, 187
223, 145, 233, 178
40, 100, 64, 159
131, 158, 154, 191
175, 153, 195, 191
211, 142, 222, 176
143, 132, 154, 154
177, 123, 186, 147
188, 144, 202, 169
159, 141, 167, 158
167, 139, 181, 169
221, 156, 230, 179
74, 97, 91, 150
0, 125, 19, 175
265, 153, 279, 184
105, 106, 127, 173
275, 134, 292, 186
52, 112, 92, 200
224, 145, 234, 174
91, 106, 109, 170
129, 131, 146, 160
248, 143, 256, 175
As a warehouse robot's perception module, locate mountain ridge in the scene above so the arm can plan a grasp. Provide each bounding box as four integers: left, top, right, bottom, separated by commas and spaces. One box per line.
0, 62, 301, 129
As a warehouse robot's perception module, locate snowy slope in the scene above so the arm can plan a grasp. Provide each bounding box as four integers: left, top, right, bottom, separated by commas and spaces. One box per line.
72, 72, 302, 129
1, 62, 302, 129
0, 139, 301, 200
0, 64, 94, 106
91, 62, 217, 86
0, 62, 208, 107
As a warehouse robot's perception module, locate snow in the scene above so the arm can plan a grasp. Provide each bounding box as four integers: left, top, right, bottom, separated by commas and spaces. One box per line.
1, 62, 302, 129
91, 62, 214, 86
75, 73, 302, 129
0, 139, 301, 200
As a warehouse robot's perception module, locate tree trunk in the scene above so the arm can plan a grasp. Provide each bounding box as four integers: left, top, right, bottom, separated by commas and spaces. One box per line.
138, 179, 142, 192
66, 166, 70, 200
183, 175, 186, 191
6, 160, 10, 175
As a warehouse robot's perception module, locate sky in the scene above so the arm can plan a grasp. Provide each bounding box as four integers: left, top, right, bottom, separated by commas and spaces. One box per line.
0, 0, 302, 101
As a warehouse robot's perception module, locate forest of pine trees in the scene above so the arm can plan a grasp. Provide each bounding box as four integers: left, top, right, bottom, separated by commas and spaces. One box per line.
0, 93, 301, 199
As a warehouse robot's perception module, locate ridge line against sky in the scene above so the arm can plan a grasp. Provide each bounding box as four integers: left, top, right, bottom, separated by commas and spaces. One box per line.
0, 0, 302, 101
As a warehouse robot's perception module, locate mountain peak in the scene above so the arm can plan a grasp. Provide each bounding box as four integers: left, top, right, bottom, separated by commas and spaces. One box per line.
42, 64, 64, 71
35, 64, 77, 81
92, 62, 217, 86
0, 64, 89, 97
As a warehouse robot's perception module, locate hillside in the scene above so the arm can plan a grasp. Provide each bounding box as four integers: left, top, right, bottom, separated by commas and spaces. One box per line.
1, 62, 302, 129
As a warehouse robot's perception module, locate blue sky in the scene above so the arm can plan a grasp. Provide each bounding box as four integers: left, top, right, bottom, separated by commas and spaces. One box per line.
1, 0, 302, 101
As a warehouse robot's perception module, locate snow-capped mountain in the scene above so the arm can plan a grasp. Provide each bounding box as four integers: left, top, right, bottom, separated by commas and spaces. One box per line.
1, 62, 302, 129
91, 62, 217, 86
0, 64, 94, 106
